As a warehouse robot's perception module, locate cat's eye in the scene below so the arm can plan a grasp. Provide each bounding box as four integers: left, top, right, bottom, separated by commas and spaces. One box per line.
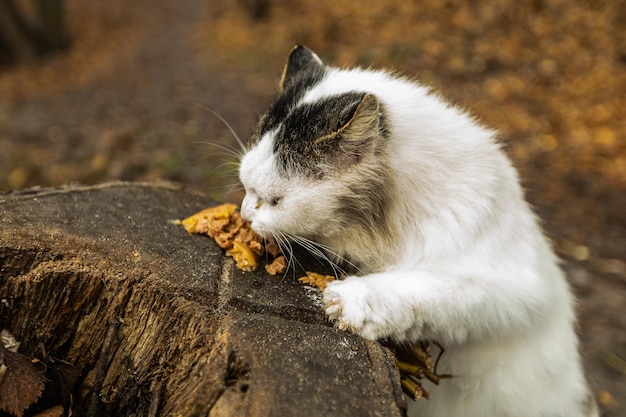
268, 196, 281, 206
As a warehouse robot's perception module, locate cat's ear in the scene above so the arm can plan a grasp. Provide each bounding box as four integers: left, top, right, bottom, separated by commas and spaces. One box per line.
317, 93, 384, 165
338, 93, 381, 143
279, 45, 323, 92
317, 93, 382, 145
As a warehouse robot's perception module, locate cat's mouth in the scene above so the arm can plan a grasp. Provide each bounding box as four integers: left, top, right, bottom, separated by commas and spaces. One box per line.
245, 221, 273, 240
240, 210, 278, 241
250, 227, 271, 240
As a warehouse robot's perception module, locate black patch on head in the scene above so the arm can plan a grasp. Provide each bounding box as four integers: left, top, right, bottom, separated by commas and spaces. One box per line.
247, 46, 394, 253
272, 92, 368, 176
280, 45, 323, 92
254, 68, 325, 138
252, 46, 326, 141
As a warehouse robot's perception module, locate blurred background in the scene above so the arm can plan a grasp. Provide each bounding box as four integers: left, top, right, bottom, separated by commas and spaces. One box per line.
0, 0, 624, 414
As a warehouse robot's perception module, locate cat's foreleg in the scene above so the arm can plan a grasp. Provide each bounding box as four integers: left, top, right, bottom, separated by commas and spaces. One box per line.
323, 270, 550, 343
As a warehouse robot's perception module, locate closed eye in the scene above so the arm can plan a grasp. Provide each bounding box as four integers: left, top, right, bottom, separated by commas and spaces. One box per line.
269, 196, 281, 206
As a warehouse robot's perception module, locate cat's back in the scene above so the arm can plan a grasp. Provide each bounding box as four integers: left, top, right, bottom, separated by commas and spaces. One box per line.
301, 65, 498, 157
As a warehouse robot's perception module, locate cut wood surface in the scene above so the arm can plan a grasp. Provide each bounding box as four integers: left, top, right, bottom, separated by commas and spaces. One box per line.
0, 182, 406, 416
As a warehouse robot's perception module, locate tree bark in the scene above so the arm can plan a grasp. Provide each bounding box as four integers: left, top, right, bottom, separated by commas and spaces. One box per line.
36, 0, 67, 50
0, 0, 38, 65
0, 182, 406, 417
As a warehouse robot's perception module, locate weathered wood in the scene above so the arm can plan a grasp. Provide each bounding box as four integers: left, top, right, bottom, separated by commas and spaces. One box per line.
0, 182, 406, 416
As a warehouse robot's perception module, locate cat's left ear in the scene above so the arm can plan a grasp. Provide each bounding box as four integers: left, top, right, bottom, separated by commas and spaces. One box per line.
316, 93, 384, 166
338, 93, 382, 144
279, 45, 323, 92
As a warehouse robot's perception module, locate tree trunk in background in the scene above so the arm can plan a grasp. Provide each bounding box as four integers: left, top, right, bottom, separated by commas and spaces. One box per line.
0, 0, 38, 65
0, 0, 67, 66
36, 0, 66, 51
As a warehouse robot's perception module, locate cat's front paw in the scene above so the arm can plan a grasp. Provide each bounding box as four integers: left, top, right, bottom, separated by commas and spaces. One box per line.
323, 277, 389, 340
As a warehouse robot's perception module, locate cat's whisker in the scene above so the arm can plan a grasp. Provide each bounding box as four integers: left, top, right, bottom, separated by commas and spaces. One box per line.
280, 232, 309, 280
271, 232, 289, 266
223, 183, 245, 200
287, 235, 345, 280
291, 234, 362, 276
312, 242, 363, 275
206, 181, 242, 191
188, 136, 242, 153
192, 139, 244, 160
281, 233, 302, 279
198, 180, 243, 202
273, 232, 300, 282
204, 161, 240, 178
198, 104, 247, 153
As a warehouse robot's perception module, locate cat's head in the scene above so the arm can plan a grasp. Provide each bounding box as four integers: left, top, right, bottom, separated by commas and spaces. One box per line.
239, 46, 391, 246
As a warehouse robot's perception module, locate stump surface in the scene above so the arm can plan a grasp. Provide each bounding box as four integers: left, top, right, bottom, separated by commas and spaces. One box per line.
0, 182, 406, 416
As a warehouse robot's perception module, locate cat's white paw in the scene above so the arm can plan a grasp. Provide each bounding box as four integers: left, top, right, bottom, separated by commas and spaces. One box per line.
323, 278, 389, 340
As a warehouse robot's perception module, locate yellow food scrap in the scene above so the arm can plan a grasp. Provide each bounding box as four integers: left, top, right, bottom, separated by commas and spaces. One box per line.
180, 203, 238, 233
180, 203, 263, 271
265, 238, 281, 258
226, 241, 259, 272
298, 271, 335, 291
265, 256, 287, 275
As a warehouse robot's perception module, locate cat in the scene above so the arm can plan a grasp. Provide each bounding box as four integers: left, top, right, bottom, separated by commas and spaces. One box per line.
238, 45, 597, 417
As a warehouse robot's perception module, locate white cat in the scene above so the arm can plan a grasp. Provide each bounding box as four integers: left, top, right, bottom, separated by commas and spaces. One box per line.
238, 46, 597, 417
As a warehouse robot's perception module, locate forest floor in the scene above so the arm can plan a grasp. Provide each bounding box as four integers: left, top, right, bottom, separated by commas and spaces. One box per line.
0, 0, 625, 414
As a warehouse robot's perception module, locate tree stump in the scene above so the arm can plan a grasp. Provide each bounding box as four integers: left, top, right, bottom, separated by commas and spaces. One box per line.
0, 182, 406, 416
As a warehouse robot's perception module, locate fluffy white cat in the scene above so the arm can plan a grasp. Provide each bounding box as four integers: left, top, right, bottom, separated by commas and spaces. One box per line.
238, 45, 597, 417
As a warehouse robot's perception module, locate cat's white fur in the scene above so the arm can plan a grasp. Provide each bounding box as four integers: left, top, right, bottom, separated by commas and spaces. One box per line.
239, 54, 596, 417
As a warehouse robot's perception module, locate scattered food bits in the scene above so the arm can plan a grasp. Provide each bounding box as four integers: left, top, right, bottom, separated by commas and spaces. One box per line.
179, 206, 332, 287
597, 390, 618, 408
179, 203, 263, 271
179, 203, 238, 235
265, 256, 287, 275
226, 241, 259, 272
265, 239, 281, 258
298, 271, 335, 291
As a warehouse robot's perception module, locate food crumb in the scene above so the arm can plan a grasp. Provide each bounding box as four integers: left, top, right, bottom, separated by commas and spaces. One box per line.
265, 256, 287, 275
298, 271, 335, 291
180, 203, 263, 271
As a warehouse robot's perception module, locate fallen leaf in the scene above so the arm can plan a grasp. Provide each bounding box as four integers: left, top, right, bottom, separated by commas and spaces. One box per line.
33, 405, 65, 417
0, 345, 47, 417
